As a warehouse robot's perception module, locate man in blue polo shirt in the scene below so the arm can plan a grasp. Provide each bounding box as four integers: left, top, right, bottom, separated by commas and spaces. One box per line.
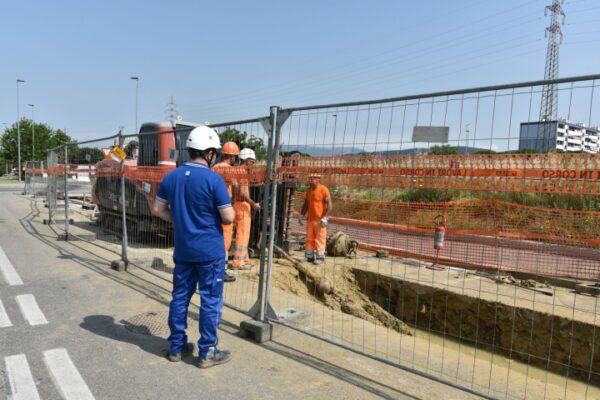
152, 125, 235, 368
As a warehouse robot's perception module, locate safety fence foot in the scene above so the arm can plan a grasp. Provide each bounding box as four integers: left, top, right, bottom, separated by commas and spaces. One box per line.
57, 233, 78, 241
240, 319, 273, 343
111, 259, 127, 272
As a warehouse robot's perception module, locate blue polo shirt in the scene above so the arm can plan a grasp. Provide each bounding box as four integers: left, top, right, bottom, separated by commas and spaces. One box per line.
156, 161, 231, 263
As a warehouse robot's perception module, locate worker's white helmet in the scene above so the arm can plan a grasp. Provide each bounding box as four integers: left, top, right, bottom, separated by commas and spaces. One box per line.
186, 126, 221, 151
239, 148, 256, 160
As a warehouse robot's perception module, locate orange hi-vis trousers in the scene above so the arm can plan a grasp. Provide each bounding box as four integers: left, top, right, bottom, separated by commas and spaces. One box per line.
222, 223, 233, 259
305, 220, 326, 260
232, 201, 252, 268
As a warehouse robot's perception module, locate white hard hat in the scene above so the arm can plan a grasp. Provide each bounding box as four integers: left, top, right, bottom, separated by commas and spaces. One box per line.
186, 126, 221, 151
239, 148, 256, 160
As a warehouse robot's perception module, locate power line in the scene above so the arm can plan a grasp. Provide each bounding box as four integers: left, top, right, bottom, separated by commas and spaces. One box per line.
183, 0, 544, 110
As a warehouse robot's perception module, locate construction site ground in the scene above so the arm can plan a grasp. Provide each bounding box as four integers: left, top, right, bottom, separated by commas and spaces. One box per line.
27, 185, 600, 399
0, 184, 483, 400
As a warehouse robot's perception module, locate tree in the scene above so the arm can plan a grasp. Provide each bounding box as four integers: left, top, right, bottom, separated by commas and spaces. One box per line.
430, 145, 459, 155
218, 128, 267, 161
0, 119, 72, 166
67, 145, 105, 164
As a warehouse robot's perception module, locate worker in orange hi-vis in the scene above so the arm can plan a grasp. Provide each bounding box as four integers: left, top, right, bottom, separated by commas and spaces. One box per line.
231, 148, 261, 270
212, 141, 240, 282
300, 173, 332, 265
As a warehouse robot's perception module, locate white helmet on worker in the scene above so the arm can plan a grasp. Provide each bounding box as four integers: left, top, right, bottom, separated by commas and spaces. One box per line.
239, 148, 256, 160
186, 126, 221, 151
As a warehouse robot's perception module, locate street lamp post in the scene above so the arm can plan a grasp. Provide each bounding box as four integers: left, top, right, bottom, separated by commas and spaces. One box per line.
130, 76, 139, 134
28, 104, 35, 160
2, 123, 7, 175
16, 79, 25, 181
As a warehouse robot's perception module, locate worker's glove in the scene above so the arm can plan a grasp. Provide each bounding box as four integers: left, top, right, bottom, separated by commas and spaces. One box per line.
320, 217, 328, 228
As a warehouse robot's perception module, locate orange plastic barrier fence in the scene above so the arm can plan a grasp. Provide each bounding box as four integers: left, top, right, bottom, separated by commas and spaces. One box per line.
24, 168, 45, 175
279, 153, 600, 194
291, 194, 600, 280
47, 163, 268, 186
123, 165, 268, 186
296, 195, 600, 247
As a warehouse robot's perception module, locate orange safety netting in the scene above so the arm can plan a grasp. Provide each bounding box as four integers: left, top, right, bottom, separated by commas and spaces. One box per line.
24, 168, 45, 175
294, 194, 600, 247
123, 165, 268, 186
291, 193, 600, 280
279, 153, 600, 194
47, 163, 268, 186
46, 164, 96, 177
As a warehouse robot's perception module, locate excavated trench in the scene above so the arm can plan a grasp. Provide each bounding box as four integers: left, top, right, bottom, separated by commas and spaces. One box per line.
351, 268, 600, 385
264, 254, 600, 386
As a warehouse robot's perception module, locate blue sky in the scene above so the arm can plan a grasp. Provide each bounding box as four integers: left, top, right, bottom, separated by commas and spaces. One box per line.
1, 0, 599, 141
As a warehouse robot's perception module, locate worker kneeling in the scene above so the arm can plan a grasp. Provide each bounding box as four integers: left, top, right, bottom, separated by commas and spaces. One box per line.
153, 126, 234, 368
300, 173, 332, 265
231, 148, 261, 270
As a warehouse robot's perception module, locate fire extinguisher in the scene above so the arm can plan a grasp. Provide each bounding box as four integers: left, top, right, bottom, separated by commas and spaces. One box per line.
434, 214, 446, 250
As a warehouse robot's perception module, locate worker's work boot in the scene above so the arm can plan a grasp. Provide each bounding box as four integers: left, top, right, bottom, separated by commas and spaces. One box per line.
224, 272, 236, 283
197, 350, 232, 369
166, 342, 194, 362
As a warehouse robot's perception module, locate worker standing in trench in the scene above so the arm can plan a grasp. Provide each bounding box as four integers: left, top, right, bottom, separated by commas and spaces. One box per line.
300, 173, 332, 265
152, 126, 234, 368
231, 148, 261, 270
212, 141, 240, 282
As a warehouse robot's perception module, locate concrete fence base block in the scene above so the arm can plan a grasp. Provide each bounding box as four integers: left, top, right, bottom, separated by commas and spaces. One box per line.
240, 319, 272, 343
57, 233, 78, 241
111, 260, 127, 272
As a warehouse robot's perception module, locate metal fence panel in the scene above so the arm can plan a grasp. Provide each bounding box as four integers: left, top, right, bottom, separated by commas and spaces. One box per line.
120, 120, 270, 315
24, 161, 46, 197
31, 74, 600, 399
263, 76, 600, 399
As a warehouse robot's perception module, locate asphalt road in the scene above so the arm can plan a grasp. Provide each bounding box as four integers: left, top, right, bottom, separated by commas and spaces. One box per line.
0, 191, 478, 400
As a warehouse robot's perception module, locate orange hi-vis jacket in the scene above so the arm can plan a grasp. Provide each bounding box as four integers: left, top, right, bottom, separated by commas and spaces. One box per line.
305, 184, 330, 221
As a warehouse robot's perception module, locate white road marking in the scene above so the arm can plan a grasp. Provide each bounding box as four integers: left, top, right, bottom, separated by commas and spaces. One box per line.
15, 295, 48, 326
4, 354, 41, 400
0, 298, 12, 328
0, 247, 23, 286
43, 348, 95, 400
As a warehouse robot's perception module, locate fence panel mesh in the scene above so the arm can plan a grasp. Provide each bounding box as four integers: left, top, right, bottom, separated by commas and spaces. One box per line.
121, 120, 269, 314
64, 136, 123, 253
31, 74, 600, 399
23, 161, 46, 196
265, 77, 600, 399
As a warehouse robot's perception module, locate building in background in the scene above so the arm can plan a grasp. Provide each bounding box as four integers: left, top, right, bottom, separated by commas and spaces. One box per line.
519, 120, 599, 153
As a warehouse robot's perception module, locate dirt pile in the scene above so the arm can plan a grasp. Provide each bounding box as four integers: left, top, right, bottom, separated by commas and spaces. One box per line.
243, 254, 412, 336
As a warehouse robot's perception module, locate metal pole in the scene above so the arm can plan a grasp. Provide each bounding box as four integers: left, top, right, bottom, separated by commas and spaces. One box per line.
64, 144, 69, 238
255, 109, 277, 321
119, 134, 129, 267
16, 79, 25, 181
28, 104, 35, 160
264, 106, 282, 314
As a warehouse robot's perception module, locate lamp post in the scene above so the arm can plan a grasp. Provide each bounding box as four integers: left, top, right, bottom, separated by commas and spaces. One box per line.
16, 79, 25, 181
28, 104, 35, 160
2, 123, 7, 175
130, 76, 139, 134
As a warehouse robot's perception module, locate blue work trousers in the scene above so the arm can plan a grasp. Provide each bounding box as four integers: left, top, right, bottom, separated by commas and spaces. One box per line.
167, 259, 225, 359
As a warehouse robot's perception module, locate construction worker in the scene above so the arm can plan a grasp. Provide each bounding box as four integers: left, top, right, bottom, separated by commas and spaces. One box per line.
300, 173, 332, 265
212, 141, 240, 282
152, 125, 234, 368
231, 148, 261, 270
